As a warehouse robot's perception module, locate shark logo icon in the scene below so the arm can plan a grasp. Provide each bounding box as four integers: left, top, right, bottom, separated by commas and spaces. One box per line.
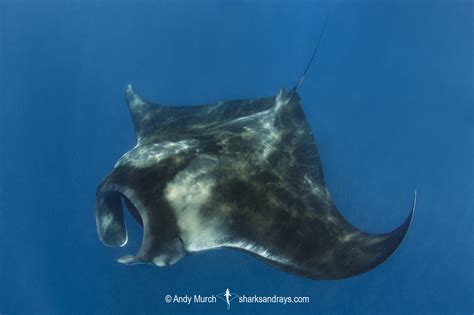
217, 288, 239, 310
224, 288, 231, 308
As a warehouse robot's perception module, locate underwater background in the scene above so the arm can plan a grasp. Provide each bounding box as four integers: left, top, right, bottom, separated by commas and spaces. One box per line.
0, 0, 472, 314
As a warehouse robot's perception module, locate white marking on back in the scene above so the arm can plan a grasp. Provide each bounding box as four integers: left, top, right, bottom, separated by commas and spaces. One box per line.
115, 140, 198, 168
164, 156, 227, 251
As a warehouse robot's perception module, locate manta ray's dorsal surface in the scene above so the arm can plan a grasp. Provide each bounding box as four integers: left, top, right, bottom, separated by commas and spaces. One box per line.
95, 85, 415, 280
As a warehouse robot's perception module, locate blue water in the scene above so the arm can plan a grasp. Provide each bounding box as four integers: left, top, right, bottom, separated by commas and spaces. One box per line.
0, 1, 472, 314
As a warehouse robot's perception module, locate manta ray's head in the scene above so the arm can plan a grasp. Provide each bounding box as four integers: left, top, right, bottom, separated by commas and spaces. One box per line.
95, 109, 199, 266
95, 174, 187, 266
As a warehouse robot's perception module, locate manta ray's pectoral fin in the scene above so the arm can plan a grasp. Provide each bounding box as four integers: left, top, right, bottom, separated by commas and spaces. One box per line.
125, 85, 157, 142
228, 192, 416, 280
328, 191, 416, 279
125, 85, 277, 143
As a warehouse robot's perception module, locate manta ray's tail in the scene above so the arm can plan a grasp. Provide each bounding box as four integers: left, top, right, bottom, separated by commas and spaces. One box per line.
290, 0, 329, 98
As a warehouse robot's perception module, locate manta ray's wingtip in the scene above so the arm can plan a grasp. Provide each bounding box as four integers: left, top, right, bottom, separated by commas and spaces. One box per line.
126, 84, 137, 101
413, 189, 417, 208
125, 83, 146, 114
401, 190, 416, 233
401, 189, 416, 236
385, 190, 417, 246
330, 192, 417, 279
374, 190, 417, 264
411, 189, 417, 222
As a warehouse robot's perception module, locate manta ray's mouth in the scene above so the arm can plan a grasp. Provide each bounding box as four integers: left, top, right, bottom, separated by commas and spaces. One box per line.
122, 194, 144, 228
96, 184, 187, 266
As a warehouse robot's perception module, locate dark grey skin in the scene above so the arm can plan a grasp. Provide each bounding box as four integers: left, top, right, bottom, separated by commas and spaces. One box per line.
96, 85, 415, 280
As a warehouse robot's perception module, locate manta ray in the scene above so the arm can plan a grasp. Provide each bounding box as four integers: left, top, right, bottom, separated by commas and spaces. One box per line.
95, 82, 415, 280
95, 6, 415, 280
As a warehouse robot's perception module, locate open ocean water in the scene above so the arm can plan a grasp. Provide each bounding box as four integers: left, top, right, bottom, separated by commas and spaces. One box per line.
0, 0, 472, 314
